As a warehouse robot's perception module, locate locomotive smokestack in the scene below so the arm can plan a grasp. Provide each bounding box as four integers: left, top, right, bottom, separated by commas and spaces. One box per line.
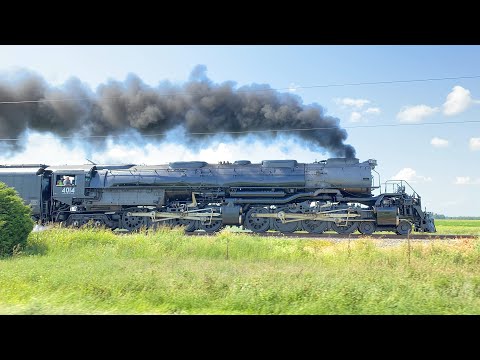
0, 66, 356, 158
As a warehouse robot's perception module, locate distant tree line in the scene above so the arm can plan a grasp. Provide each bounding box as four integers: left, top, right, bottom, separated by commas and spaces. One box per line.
432, 213, 480, 220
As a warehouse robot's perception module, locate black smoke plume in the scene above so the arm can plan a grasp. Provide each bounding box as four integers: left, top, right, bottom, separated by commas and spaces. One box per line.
0, 65, 356, 158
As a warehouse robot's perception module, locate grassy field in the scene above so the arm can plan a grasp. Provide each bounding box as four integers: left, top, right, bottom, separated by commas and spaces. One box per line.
434, 219, 480, 235
0, 219, 479, 314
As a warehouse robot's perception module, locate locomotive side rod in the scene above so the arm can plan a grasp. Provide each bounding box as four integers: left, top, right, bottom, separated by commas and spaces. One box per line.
127, 209, 222, 223
127, 209, 376, 224
251, 210, 375, 223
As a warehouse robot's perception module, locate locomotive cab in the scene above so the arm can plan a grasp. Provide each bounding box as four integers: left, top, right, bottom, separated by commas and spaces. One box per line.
52, 171, 87, 205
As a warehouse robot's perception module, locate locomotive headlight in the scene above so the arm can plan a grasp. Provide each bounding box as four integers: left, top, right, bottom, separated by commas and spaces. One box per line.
70, 206, 78, 212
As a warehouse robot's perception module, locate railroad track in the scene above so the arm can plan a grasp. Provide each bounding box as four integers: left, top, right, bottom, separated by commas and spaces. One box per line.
186, 231, 477, 240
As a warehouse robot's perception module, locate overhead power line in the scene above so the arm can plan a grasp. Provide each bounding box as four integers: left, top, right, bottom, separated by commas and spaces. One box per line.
1, 75, 480, 104
0, 120, 478, 141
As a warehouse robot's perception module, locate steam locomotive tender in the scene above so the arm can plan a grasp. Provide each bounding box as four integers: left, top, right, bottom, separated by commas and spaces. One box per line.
0, 158, 436, 235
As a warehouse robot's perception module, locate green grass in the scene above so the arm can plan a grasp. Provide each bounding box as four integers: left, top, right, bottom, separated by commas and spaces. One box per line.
435, 219, 480, 235
1, 221, 480, 314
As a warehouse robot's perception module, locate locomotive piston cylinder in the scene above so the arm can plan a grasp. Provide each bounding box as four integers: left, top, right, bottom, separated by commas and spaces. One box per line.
221, 205, 242, 225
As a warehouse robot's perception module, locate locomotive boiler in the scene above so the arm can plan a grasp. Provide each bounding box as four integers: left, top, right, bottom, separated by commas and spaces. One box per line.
0, 158, 436, 235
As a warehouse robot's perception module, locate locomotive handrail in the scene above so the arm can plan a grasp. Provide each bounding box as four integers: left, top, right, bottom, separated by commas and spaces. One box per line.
372, 169, 381, 190
383, 179, 419, 198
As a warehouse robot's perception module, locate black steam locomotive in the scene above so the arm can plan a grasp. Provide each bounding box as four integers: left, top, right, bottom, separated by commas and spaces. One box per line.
0, 158, 436, 235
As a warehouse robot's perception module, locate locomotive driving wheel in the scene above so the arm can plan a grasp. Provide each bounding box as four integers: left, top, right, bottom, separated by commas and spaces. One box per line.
301, 220, 329, 234
199, 219, 223, 233
121, 209, 148, 232
163, 211, 198, 232
358, 221, 376, 235
271, 209, 299, 233
331, 221, 359, 234
244, 208, 271, 233
166, 218, 183, 228
179, 219, 198, 232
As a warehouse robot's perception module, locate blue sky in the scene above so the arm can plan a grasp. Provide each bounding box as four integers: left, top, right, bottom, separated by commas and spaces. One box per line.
0, 45, 479, 216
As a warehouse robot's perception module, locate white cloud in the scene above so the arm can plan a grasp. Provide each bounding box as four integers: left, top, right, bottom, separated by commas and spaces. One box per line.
397, 105, 439, 123
392, 168, 432, 183
397, 86, 479, 123
334, 99, 380, 123
455, 176, 480, 185
469, 137, 480, 151
364, 107, 381, 115
430, 137, 449, 148
335, 97, 370, 109
349, 111, 362, 122
443, 86, 476, 116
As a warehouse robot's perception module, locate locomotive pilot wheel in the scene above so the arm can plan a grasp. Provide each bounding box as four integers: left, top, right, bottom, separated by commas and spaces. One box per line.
396, 220, 412, 235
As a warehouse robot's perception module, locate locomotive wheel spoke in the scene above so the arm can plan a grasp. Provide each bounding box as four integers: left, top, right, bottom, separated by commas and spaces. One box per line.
331, 221, 359, 234
166, 218, 184, 228
180, 219, 199, 232
272, 210, 299, 233
121, 209, 148, 231
244, 208, 271, 233
199, 219, 223, 233
301, 220, 329, 234
358, 221, 376, 235
272, 219, 299, 233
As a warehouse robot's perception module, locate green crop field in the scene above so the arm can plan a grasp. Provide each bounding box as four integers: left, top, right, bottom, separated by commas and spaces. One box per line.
434, 219, 480, 235
0, 219, 479, 314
